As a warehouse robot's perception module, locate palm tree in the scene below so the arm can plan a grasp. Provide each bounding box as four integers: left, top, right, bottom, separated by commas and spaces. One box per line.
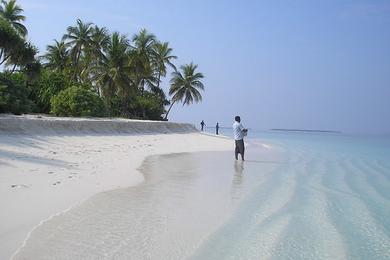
95, 32, 133, 114
0, 15, 22, 66
130, 28, 157, 94
6, 40, 36, 73
62, 19, 94, 80
43, 40, 69, 72
132, 28, 156, 56
152, 41, 176, 88
0, 0, 27, 37
89, 25, 109, 61
80, 25, 109, 83
0, 0, 26, 66
165, 62, 204, 119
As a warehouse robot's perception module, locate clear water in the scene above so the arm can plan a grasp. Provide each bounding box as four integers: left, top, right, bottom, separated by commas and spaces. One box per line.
194, 131, 390, 259
15, 132, 390, 259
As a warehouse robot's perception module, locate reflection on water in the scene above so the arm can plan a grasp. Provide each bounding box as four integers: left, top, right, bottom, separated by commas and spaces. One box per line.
234, 160, 244, 175
231, 161, 244, 202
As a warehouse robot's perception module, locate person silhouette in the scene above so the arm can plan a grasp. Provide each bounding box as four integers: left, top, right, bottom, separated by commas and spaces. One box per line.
200, 120, 205, 131
216, 122, 219, 135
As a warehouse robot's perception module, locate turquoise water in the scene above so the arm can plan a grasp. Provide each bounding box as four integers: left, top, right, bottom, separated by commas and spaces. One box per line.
193, 131, 390, 259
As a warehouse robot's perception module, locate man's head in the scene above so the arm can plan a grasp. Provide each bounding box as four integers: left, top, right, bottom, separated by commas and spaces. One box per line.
235, 116, 241, 122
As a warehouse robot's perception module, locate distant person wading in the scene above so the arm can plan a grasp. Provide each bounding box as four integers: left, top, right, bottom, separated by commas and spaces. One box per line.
233, 116, 248, 161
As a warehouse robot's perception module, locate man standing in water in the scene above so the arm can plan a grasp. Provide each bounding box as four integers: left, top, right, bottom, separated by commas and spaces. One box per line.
233, 116, 248, 161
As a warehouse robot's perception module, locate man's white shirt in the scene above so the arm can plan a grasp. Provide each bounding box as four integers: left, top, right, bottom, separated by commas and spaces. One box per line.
233, 121, 245, 140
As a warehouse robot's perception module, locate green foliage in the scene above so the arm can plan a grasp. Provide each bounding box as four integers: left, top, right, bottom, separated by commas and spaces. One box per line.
6, 71, 25, 85
1, 6, 38, 79
0, 0, 27, 36
1, 1, 205, 120
6, 40, 37, 68
0, 73, 35, 114
50, 85, 105, 117
0, 16, 21, 49
165, 63, 204, 119
132, 92, 166, 120
30, 70, 69, 113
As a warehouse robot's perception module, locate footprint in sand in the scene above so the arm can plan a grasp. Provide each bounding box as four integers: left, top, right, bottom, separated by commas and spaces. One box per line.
52, 181, 61, 185
11, 184, 30, 189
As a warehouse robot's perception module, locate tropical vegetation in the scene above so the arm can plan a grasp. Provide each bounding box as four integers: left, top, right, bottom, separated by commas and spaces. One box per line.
0, 0, 205, 119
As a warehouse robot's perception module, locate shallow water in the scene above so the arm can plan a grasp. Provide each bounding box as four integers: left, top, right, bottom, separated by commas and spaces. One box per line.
193, 132, 390, 260
14, 133, 390, 259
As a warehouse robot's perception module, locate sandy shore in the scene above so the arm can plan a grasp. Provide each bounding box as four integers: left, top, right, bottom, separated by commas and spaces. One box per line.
0, 115, 232, 259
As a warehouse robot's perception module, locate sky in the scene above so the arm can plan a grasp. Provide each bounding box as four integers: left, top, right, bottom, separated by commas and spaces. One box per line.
18, 0, 390, 134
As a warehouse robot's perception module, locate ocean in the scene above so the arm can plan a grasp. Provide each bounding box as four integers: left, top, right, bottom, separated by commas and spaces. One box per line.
14, 130, 390, 259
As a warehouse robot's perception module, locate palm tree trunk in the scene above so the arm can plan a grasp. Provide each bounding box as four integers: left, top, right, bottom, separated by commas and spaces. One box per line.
164, 100, 176, 120
157, 71, 161, 88
73, 47, 82, 81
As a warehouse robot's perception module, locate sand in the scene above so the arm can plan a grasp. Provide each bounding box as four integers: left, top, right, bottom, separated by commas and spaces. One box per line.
0, 115, 232, 259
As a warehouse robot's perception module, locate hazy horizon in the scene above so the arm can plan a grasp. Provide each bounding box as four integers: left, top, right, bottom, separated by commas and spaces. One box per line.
18, 0, 390, 134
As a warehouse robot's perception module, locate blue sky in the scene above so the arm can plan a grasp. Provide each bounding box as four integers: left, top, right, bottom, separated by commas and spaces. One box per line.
19, 0, 390, 134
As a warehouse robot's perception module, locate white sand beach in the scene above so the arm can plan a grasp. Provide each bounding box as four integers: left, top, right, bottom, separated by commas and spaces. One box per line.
0, 115, 233, 259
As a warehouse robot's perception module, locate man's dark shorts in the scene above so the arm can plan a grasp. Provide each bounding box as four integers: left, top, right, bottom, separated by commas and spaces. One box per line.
235, 139, 245, 155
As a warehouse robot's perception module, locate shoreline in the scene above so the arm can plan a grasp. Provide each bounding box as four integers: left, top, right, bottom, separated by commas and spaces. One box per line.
0, 115, 233, 259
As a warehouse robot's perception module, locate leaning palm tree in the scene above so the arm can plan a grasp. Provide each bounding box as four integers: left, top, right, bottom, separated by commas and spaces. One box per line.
165, 62, 204, 119
43, 40, 69, 72
0, 0, 27, 37
152, 41, 177, 88
62, 19, 94, 80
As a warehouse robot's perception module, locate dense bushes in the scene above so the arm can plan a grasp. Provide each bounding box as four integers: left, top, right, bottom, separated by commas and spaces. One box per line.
0, 73, 35, 114
50, 86, 105, 117
31, 70, 69, 113
132, 93, 166, 120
